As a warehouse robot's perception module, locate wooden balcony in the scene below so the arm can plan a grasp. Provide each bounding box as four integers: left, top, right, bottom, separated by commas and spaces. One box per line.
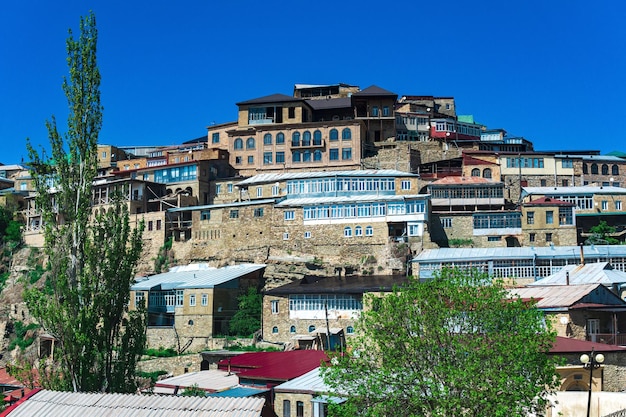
586, 333, 626, 346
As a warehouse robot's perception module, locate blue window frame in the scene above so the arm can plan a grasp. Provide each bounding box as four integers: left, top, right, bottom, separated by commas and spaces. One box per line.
276, 132, 285, 144
263, 152, 273, 164
234, 138, 243, 150
313, 150, 322, 161
246, 137, 255, 149
342, 128, 352, 140
313, 130, 322, 146
293, 151, 301, 163
292, 132, 300, 146
303, 131, 311, 146
276, 152, 285, 163
263, 133, 272, 145
330, 129, 339, 141
342, 148, 352, 160
330, 149, 339, 160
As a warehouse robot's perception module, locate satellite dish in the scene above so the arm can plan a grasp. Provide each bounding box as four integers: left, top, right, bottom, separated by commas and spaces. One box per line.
560, 316, 569, 325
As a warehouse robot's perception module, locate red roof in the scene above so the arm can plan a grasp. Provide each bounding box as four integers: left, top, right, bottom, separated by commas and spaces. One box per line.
217, 351, 328, 383
430, 176, 499, 185
524, 197, 574, 206
550, 336, 626, 353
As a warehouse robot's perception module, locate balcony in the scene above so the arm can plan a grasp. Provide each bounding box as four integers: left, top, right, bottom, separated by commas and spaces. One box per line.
586, 333, 626, 346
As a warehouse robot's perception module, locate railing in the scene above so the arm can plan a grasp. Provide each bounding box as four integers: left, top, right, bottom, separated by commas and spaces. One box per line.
586, 333, 626, 346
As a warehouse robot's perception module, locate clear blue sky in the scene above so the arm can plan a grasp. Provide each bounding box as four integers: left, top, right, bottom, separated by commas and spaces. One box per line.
1, 0, 624, 164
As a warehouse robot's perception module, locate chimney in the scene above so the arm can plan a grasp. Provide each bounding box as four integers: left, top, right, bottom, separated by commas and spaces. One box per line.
580, 243, 585, 265
566, 271, 570, 286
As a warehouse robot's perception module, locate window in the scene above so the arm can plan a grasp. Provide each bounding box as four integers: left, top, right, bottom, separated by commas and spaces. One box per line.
562, 179, 569, 187
346, 326, 354, 334
272, 326, 278, 334
342, 148, 352, 160
471, 168, 480, 177
313, 150, 322, 161
546, 232, 553, 242
371, 106, 379, 117
284, 210, 295, 221
201, 293, 208, 306
330, 129, 339, 141
613, 165, 619, 175
561, 159, 573, 168
272, 185, 280, 196
583, 163, 589, 174
283, 232, 289, 240
441, 218, 452, 228
355, 226, 363, 236
283, 400, 291, 417
263, 152, 273, 164
527, 211, 534, 225
313, 130, 322, 145
303, 150, 311, 162
247, 155, 254, 164
546, 211, 553, 224
292, 132, 300, 146
276, 152, 285, 163
342, 128, 352, 140
529, 233, 536, 242
308, 325, 316, 332
292, 151, 301, 162
488, 236, 501, 242
617, 201, 622, 210
382, 106, 390, 116
135, 291, 145, 308
156, 220, 162, 230
296, 401, 304, 417
271, 300, 279, 314
234, 138, 243, 150
483, 168, 492, 179
212, 132, 219, 143
189, 294, 196, 307
254, 208, 264, 217
304, 231, 311, 239
246, 137, 255, 149
276, 132, 285, 144
176, 290, 184, 306
230, 209, 239, 219
302, 131, 311, 146
591, 163, 598, 174
101, 151, 107, 158
559, 207, 573, 225
587, 319, 600, 335
148, 221, 153, 231
540, 179, 547, 187
257, 187, 263, 198
201, 210, 211, 221
401, 180, 411, 190
602, 164, 609, 175
344, 226, 352, 237
228, 183, 233, 193
329, 149, 339, 160
365, 226, 373, 236
215, 184, 221, 194
602, 200, 608, 210
235, 156, 242, 164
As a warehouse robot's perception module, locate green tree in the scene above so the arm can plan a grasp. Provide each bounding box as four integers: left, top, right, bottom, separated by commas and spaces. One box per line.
322, 268, 560, 417
229, 287, 262, 337
586, 220, 619, 245
24, 12, 146, 393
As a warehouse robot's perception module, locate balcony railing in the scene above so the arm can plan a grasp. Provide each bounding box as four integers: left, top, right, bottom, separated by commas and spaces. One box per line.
586, 333, 626, 346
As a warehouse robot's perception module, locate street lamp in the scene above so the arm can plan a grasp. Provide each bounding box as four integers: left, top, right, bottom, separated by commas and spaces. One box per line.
580, 349, 604, 417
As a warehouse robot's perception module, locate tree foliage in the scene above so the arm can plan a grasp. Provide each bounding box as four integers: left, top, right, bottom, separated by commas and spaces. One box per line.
586, 220, 619, 245
24, 12, 146, 393
229, 286, 262, 337
322, 268, 560, 417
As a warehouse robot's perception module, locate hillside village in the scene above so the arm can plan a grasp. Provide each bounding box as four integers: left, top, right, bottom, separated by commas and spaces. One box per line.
3, 82, 626, 415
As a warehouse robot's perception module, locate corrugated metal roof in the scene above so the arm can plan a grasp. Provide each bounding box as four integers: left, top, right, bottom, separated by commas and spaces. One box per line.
217, 351, 328, 382
551, 336, 626, 353
276, 193, 428, 207
131, 263, 265, 291
1, 389, 265, 417
523, 186, 626, 195
167, 199, 278, 213
530, 262, 626, 286
274, 367, 330, 394
236, 170, 418, 186
509, 284, 601, 308
305, 97, 352, 110
236, 93, 303, 106
413, 245, 626, 263
153, 370, 239, 395
207, 387, 269, 398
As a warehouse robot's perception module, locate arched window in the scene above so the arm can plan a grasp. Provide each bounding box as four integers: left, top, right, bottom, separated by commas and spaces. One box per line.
303, 131, 311, 146
355, 226, 363, 236
583, 163, 588, 174
292, 151, 301, 163
313, 130, 322, 146
290, 325, 296, 334
303, 150, 311, 162
591, 163, 598, 174
313, 150, 322, 161
602, 164, 609, 175
612, 165, 619, 175
234, 138, 243, 150
263, 133, 272, 145
365, 226, 373, 236
483, 168, 492, 179
272, 326, 278, 334
330, 129, 339, 141
342, 128, 352, 140
346, 326, 354, 334
276, 132, 285, 144
246, 137, 255, 149
344, 226, 352, 237
292, 132, 300, 146
471, 168, 480, 177
308, 325, 316, 332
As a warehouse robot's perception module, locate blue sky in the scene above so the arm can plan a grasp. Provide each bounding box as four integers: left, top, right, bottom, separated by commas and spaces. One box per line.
1, 0, 624, 164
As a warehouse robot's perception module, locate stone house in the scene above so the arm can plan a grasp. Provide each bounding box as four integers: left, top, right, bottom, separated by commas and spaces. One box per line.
521, 197, 577, 247
129, 263, 266, 351
262, 274, 408, 348
274, 367, 343, 417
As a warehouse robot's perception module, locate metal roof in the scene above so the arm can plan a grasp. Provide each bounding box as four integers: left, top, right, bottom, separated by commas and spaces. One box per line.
207, 387, 269, 398
217, 351, 328, 382
550, 336, 626, 353
351, 85, 397, 97
167, 199, 278, 213
305, 97, 352, 110
153, 370, 239, 395
522, 186, 626, 195
266, 274, 409, 295
508, 284, 602, 308
530, 262, 626, 286
235, 170, 418, 186
274, 367, 330, 394
236, 93, 303, 106
413, 245, 626, 263
275, 193, 429, 207
131, 263, 265, 291
1, 389, 265, 417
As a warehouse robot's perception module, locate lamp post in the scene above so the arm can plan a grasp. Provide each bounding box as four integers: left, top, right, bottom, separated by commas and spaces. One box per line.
580, 349, 604, 417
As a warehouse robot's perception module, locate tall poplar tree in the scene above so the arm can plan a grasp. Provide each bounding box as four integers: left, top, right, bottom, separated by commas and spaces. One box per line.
24, 12, 147, 393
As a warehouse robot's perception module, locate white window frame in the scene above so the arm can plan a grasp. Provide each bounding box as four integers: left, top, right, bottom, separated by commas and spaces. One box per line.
401, 180, 411, 190
271, 300, 279, 314
201, 293, 208, 306
189, 294, 196, 307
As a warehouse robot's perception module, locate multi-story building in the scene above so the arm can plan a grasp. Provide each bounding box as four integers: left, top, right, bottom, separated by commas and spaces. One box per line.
521, 197, 577, 247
